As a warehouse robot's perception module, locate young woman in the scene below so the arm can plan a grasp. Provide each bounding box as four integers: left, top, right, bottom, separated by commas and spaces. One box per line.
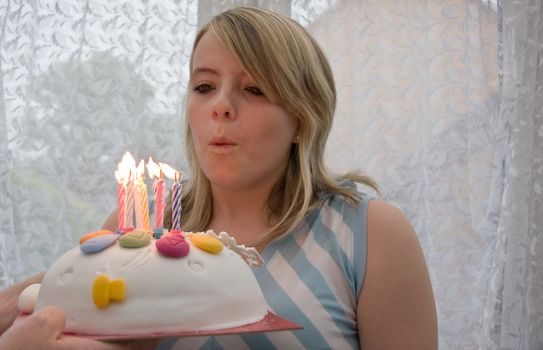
154, 6, 437, 350
1, 6, 436, 350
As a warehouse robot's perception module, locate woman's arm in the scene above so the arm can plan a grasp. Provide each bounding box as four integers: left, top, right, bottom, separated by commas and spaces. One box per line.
357, 199, 438, 349
0, 272, 44, 335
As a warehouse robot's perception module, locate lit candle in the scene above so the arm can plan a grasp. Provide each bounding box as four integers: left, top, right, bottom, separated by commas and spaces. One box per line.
135, 159, 151, 231
122, 152, 136, 229
114, 165, 127, 231
147, 157, 165, 233
161, 163, 183, 231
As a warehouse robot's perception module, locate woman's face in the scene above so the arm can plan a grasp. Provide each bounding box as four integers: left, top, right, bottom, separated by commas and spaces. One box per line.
187, 32, 298, 193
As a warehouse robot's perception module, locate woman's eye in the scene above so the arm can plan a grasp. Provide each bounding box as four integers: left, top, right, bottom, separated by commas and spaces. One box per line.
246, 86, 264, 96
193, 83, 214, 94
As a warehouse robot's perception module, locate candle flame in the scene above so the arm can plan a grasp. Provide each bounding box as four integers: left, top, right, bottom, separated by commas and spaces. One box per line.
160, 162, 182, 182
146, 157, 161, 179
136, 159, 145, 180
122, 152, 136, 169
114, 170, 123, 184
115, 156, 130, 183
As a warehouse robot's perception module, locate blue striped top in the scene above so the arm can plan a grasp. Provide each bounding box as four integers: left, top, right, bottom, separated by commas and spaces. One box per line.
157, 188, 370, 350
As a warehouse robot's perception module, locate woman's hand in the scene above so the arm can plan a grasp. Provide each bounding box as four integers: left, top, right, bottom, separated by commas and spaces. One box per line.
0, 272, 44, 335
0, 305, 158, 350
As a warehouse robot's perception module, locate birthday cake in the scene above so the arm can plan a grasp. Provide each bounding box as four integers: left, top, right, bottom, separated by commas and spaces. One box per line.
19, 229, 268, 336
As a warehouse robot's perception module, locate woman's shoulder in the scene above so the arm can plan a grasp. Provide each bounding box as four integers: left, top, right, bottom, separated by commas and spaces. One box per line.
367, 199, 413, 237
365, 198, 423, 278
358, 199, 438, 349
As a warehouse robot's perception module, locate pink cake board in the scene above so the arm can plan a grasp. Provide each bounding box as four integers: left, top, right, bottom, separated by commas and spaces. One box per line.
16, 311, 302, 341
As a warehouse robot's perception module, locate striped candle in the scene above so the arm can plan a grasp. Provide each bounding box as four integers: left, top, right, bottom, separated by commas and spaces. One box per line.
171, 179, 182, 231
121, 152, 137, 229
134, 159, 150, 231
147, 157, 165, 230
153, 177, 165, 229
159, 162, 183, 231
117, 182, 125, 230
125, 174, 135, 228
140, 179, 151, 231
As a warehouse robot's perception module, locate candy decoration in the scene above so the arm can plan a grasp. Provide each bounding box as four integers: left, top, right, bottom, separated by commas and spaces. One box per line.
119, 230, 151, 248
79, 230, 113, 244
92, 275, 126, 309
80, 234, 119, 254
153, 227, 164, 239
189, 233, 224, 254
156, 234, 190, 258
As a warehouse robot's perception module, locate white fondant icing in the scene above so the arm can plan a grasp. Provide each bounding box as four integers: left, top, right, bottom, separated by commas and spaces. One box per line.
209, 230, 264, 266
34, 232, 268, 335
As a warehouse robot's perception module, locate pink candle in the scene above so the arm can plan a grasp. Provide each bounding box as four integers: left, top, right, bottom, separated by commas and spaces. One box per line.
117, 182, 125, 230
114, 169, 126, 230
154, 175, 165, 229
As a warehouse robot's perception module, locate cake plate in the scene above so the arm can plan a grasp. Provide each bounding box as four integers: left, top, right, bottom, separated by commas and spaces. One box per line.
16, 311, 302, 341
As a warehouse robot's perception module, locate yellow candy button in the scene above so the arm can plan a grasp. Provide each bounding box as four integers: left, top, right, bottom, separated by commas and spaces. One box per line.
189, 233, 223, 254
92, 275, 126, 309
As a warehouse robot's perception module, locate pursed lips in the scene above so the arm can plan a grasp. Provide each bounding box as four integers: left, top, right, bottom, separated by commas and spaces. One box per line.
208, 136, 237, 154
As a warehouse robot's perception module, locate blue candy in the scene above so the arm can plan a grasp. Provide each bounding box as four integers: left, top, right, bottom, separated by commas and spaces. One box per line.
80, 233, 120, 254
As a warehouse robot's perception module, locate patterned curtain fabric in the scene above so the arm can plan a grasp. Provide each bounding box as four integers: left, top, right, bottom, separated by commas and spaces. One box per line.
0, 0, 541, 349
0, 0, 197, 283
480, 1, 543, 349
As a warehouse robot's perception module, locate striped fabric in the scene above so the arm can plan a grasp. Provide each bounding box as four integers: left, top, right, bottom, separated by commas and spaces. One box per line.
157, 188, 371, 350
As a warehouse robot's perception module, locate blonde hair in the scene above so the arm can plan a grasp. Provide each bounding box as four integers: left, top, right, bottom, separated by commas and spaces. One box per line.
167, 7, 378, 249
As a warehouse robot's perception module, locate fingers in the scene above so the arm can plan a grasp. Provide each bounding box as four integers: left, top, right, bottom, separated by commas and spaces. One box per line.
0, 306, 66, 350
0, 271, 46, 335
20, 305, 67, 340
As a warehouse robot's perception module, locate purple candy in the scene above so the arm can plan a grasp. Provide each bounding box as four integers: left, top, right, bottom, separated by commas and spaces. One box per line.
156, 234, 190, 258
80, 234, 119, 254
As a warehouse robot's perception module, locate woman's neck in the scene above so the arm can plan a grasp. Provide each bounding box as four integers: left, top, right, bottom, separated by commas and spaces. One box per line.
208, 185, 275, 246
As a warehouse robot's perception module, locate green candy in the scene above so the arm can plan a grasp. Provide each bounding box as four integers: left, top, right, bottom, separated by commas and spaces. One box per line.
119, 230, 151, 248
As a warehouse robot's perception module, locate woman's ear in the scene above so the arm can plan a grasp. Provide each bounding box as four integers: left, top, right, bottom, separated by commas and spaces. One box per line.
292, 122, 301, 144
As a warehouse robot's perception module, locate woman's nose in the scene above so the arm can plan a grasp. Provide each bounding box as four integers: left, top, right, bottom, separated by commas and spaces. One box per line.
212, 90, 236, 120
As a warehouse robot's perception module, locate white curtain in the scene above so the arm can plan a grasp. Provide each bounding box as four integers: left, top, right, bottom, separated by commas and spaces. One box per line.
0, 0, 541, 349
